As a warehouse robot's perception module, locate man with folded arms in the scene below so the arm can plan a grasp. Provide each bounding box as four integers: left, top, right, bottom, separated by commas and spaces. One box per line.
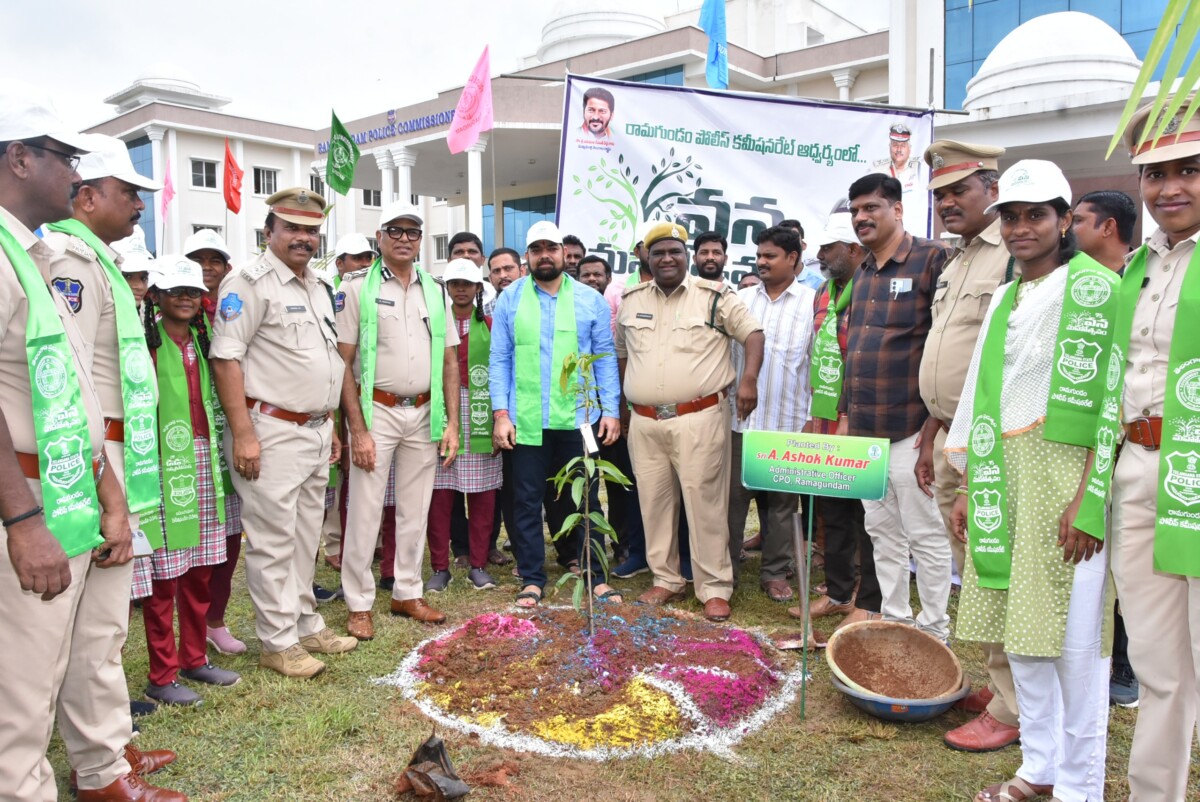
211, 187, 356, 678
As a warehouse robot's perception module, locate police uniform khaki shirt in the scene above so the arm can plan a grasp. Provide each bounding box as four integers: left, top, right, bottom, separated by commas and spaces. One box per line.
209, 249, 343, 415
1123, 228, 1197, 422
0, 206, 104, 466
334, 265, 458, 396
615, 273, 761, 405
44, 229, 123, 419
919, 218, 1013, 424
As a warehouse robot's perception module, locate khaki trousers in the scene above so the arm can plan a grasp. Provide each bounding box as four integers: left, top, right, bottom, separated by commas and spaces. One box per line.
627, 402, 733, 602
863, 432, 952, 640
933, 427, 1019, 726
343, 403, 436, 610
229, 413, 332, 653
0, 478, 94, 801
321, 476, 343, 557
1111, 443, 1200, 801
57, 439, 135, 790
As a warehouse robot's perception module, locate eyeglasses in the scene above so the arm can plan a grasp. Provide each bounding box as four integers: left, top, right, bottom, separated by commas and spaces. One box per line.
382, 225, 422, 241
163, 286, 204, 299
26, 142, 80, 170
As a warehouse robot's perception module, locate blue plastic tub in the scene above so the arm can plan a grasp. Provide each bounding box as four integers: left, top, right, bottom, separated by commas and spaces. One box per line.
830, 674, 972, 723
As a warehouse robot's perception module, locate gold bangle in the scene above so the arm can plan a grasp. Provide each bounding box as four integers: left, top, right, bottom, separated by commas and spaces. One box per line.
954, 487, 969, 496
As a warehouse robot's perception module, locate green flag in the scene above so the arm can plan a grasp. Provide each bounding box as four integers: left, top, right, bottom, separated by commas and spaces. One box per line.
326, 111, 359, 196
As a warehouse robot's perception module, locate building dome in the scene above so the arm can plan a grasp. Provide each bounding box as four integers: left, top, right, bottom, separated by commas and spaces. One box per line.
537, 0, 666, 63
964, 12, 1140, 110
133, 64, 202, 93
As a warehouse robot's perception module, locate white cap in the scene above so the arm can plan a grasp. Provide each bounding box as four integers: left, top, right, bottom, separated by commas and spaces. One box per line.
525, 220, 563, 249
76, 134, 161, 191
152, 254, 207, 292
112, 226, 151, 259
0, 81, 92, 153
816, 213, 859, 247
985, 159, 1071, 214
443, 258, 483, 285
119, 249, 155, 277
335, 232, 374, 258
636, 219, 657, 246
182, 228, 231, 261
378, 201, 423, 231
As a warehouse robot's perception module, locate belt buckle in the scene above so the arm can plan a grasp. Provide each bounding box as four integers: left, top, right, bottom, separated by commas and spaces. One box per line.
1131, 417, 1157, 450
654, 403, 677, 420
304, 414, 329, 429
397, 396, 416, 408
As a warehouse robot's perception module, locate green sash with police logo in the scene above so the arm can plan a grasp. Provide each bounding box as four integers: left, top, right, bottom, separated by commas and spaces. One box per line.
513, 275, 577, 445
142, 324, 224, 550
0, 221, 101, 556
966, 280, 1019, 589
1075, 244, 1200, 576
465, 314, 493, 454
1042, 253, 1120, 448
809, 278, 852, 421
358, 259, 446, 439
46, 219, 160, 514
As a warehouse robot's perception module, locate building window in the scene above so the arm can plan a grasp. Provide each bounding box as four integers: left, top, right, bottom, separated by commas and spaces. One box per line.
129, 137, 156, 254
191, 159, 217, 189
310, 174, 325, 196
253, 167, 278, 196
367, 237, 379, 253
192, 224, 222, 235
362, 188, 382, 207
255, 230, 267, 253
625, 66, 685, 86
502, 194, 556, 253
410, 194, 419, 206
316, 234, 328, 259
435, 235, 449, 261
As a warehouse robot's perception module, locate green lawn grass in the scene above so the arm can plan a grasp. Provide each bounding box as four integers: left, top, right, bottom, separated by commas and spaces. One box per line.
50, 515, 1198, 802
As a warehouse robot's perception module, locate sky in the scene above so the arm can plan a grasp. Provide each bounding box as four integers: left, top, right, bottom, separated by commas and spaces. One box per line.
8, 0, 647, 131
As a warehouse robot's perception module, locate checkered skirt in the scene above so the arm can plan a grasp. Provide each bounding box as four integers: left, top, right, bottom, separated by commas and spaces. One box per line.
130, 435, 228, 593
433, 387, 502, 493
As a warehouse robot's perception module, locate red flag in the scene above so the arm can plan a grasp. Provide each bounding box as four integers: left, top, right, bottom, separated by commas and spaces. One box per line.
447, 46, 493, 154
223, 138, 244, 213
159, 158, 175, 218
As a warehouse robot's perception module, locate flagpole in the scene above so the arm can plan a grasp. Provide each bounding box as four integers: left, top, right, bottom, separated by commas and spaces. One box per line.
489, 132, 497, 248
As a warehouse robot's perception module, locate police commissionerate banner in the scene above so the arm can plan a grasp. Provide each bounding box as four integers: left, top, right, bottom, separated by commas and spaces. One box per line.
555, 76, 933, 284
741, 431, 891, 501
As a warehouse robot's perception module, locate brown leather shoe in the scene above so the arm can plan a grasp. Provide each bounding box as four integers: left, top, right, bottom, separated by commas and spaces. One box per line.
390, 598, 447, 624
703, 597, 732, 622
637, 586, 686, 605
943, 711, 1020, 752
347, 611, 375, 640
955, 685, 995, 714
324, 553, 341, 571
741, 534, 762, 551
76, 772, 188, 801
760, 579, 794, 602
803, 596, 855, 619
125, 743, 176, 775
835, 608, 882, 630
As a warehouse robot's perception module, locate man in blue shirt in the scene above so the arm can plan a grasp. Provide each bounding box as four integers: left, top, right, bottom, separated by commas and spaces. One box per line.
490, 221, 622, 607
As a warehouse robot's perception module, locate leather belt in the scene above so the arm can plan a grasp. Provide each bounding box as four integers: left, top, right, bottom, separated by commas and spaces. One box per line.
104, 418, 124, 442
1123, 416, 1162, 451
631, 392, 722, 421
245, 397, 330, 428
17, 451, 104, 481
372, 388, 430, 409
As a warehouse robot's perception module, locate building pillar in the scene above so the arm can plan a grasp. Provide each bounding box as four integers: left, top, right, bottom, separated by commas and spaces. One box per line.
831, 68, 859, 102
145, 126, 165, 254
391, 146, 415, 206
466, 134, 488, 237
374, 149, 395, 207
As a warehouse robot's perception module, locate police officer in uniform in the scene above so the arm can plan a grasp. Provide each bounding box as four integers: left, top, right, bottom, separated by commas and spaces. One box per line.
874, 123, 925, 234
913, 140, 1022, 753
616, 222, 764, 622
210, 187, 356, 679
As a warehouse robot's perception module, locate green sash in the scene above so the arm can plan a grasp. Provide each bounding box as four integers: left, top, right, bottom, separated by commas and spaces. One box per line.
358, 259, 446, 439
514, 275, 577, 445
1042, 253, 1121, 448
809, 278, 852, 421
46, 219, 160, 514
211, 403, 235, 495
143, 325, 224, 550
0, 222, 102, 556
465, 314, 493, 454
1075, 243, 1200, 576
327, 409, 341, 489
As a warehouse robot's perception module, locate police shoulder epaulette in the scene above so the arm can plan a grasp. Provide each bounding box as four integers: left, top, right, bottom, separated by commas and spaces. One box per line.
342, 267, 370, 281
64, 235, 97, 262
623, 279, 651, 295
239, 260, 273, 283
694, 278, 728, 294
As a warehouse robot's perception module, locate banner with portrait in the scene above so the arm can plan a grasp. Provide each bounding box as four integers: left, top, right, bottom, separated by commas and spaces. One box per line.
555, 75, 934, 284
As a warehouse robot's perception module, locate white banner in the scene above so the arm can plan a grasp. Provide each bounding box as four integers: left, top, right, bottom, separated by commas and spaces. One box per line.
555, 76, 934, 284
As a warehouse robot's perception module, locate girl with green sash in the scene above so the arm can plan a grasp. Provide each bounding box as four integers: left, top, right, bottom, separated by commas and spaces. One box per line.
944, 161, 1111, 802
134, 256, 240, 707
426, 260, 503, 592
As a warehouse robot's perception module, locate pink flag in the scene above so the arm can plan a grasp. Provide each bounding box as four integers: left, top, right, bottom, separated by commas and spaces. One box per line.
160, 157, 176, 217
447, 46, 493, 154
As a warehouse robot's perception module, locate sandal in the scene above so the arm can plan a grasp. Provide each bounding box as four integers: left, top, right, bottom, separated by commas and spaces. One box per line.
593, 585, 623, 604
515, 585, 543, 609
566, 560, 582, 576
975, 777, 1053, 802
